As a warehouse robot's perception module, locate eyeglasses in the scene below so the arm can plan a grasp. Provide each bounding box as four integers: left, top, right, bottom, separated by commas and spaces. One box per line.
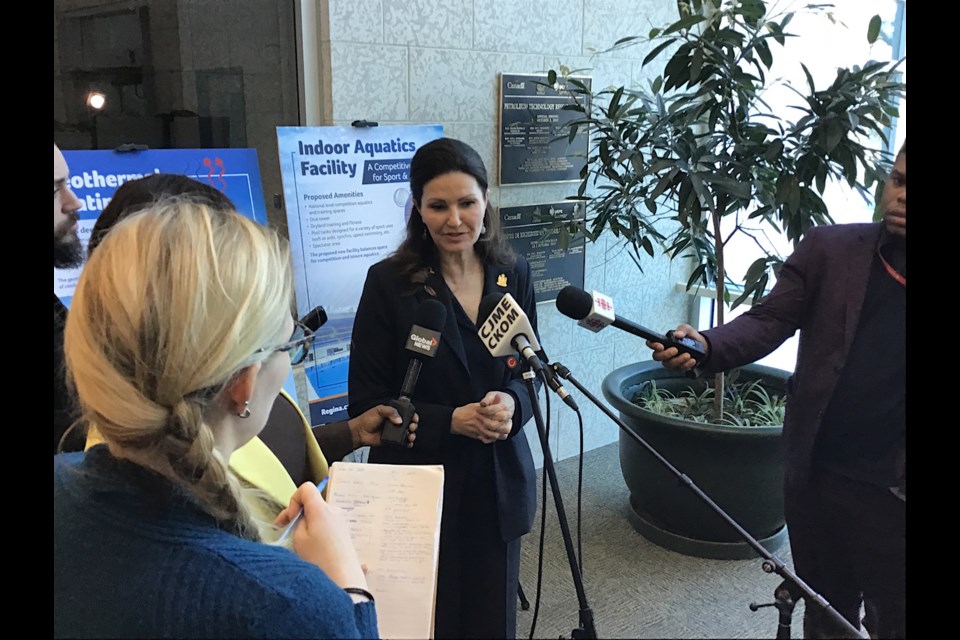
257, 320, 316, 366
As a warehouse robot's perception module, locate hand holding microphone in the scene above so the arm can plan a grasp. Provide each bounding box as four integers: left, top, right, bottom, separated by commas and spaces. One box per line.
555, 286, 708, 364
648, 323, 709, 372
380, 299, 446, 447
350, 404, 419, 448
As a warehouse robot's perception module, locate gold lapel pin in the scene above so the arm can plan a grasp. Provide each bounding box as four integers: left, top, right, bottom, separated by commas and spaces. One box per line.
497, 273, 508, 287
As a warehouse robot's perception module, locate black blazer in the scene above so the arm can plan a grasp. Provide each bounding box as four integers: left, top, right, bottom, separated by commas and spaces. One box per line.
348, 255, 539, 542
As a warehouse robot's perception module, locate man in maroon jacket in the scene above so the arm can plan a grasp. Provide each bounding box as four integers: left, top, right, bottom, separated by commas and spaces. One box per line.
648, 141, 906, 639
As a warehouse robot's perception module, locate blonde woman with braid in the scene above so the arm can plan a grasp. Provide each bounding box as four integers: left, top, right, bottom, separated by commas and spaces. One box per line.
73, 172, 417, 531
54, 200, 377, 638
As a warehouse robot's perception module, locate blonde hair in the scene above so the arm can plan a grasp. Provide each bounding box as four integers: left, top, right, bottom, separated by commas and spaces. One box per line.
64, 199, 293, 541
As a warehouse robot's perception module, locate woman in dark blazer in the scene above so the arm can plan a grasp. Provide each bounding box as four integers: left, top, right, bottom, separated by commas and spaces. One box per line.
348, 138, 539, 639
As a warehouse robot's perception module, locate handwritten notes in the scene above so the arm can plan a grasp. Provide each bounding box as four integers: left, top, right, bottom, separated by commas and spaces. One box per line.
326, 462, 444, 640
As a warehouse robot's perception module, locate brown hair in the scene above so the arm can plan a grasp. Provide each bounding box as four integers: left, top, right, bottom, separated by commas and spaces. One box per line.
389, 138, 514, 283
88, 173, 235, 255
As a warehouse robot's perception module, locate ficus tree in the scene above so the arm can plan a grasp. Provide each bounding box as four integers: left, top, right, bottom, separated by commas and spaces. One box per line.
549, 0, 904, 418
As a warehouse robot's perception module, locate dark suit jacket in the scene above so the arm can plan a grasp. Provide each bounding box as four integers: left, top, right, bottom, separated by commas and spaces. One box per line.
698, 223, 886, 490
348, 255, 538, 542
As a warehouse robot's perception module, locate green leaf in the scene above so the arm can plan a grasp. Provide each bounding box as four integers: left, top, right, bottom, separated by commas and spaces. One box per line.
739, 0, 767, 26
815, 164, 827, 194
651, 167, 680, 200
787, 177, 801, 214
652, 75, 663, 94
642, 38, 678, 67
547, 69, 557, 85
608, 86, 624, 118
800, 63, 816, 94
774, 174, 790, 206
765, 21, 786, 46
641, 235, 655, 257
687, 264, 708, 290
690, 47, 704, 83
662, 13, 706, 36
823, 119, 843, 153
867, 15, 882, 44
648, 28, 661, 39
599, 140, 611, 165
756, 40, 773, 68
764, 139, 784, 161
872, 182, 886, 221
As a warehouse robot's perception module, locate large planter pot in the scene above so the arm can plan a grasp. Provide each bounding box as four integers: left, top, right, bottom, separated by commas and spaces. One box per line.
602, 361, 789, 560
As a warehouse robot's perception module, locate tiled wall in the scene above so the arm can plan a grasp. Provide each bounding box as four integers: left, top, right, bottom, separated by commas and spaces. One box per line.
319, 0, 693, 466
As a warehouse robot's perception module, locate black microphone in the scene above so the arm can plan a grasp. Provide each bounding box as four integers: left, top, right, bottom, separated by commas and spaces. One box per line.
477, 292, 579, 411
381, 299, 447, 446
555, 285, 707, 363
300, 305, 328, 332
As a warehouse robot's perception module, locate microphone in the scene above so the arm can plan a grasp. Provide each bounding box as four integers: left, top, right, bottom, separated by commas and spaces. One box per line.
555, 285, 707, 363
380, 299, 447, 446
477, 292, 578, 411
300, 305, 328, 332
477, 292, 544, 371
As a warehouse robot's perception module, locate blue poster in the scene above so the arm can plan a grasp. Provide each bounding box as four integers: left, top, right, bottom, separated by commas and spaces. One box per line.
277, 125, 444, 424
55, 148, 268, 307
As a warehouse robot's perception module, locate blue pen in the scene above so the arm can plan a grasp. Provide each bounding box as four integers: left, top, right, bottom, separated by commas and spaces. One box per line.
277, 476, 329, 543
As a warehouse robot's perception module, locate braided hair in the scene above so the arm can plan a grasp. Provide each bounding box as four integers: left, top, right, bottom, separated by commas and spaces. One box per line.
65, 199, 293, 540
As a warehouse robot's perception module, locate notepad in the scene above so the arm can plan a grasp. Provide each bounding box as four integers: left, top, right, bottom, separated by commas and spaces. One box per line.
325, 461, 445, 640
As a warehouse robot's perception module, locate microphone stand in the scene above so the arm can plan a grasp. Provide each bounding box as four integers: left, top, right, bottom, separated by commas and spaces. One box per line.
522, 367, 597, 640
750, 579, 802, 640
549, 361, 861, 639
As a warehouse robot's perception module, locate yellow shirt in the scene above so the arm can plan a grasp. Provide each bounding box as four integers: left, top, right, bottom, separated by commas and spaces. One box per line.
84, 389, 329, 508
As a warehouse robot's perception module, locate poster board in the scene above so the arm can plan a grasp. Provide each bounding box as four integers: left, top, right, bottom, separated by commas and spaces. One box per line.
55, 148, 268, 307
276, 125, 444, 425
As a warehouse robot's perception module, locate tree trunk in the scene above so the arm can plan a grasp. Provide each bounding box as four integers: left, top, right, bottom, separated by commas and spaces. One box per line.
711, 199, 726, 420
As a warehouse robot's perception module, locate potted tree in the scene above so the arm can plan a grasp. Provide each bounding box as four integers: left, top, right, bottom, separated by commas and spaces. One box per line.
548, 0, 905, 558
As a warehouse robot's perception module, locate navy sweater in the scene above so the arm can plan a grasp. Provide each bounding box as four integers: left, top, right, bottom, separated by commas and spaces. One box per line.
54, 446, 378, 639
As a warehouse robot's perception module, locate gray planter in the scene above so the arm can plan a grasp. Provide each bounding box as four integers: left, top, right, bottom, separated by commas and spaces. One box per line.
602, 361, 790, 560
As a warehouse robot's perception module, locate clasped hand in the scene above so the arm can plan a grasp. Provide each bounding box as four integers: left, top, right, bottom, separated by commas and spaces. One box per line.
451, 391, 515, 444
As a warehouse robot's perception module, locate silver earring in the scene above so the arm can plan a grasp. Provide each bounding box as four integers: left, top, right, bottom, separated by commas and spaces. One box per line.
238, 401, 251, 419
481, 224, 487, 235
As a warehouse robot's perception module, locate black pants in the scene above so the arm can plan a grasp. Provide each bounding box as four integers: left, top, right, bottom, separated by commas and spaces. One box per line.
785, 468, 906, 639
434, 449, 522, 639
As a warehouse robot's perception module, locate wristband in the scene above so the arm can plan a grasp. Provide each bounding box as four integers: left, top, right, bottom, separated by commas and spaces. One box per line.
344, 587, 375, 602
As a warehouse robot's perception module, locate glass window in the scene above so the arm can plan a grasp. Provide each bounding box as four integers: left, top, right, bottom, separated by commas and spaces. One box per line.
53, 0, 303, 230
705, 2, 906, 373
